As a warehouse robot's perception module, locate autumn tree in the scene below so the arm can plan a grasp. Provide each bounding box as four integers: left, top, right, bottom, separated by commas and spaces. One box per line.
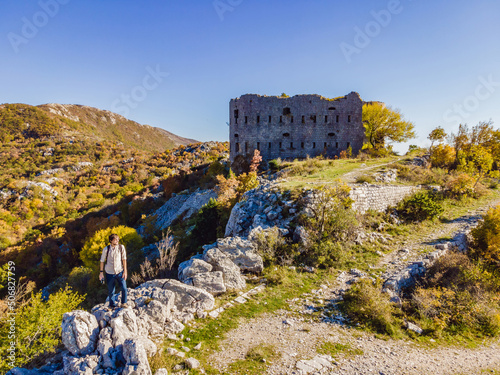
215, 170, 259, 209
430, 144, 455, 169
362, 103, 416, 152
451, 121, 495, 163
428, 127, 447, 154
471, 204, 500, 267
457, 144, 494, 189
249, 149, 262, 172
490, 130, 500, 168
305, 181, 353, 235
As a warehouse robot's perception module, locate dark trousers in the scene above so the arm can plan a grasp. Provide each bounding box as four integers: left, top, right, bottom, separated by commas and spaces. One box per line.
105, 271, 127, 307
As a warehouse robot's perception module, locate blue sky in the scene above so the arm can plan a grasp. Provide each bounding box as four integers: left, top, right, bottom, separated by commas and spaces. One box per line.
1, 0, 499, 153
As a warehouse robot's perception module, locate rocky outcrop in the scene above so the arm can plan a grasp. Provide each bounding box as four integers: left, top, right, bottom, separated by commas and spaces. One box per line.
210, 236, 263, 273
191, 271, 226, 295
409, 154, 430, 168
37, 168, 64, 176
374, 169, 397, 183
178, 258, 213, 282
178, 234, 265, 295
22, 181, 59, 197
122, 338, 154, 375
137, 279, 215, 314
202, 248, 246, 291
9, 278, 218, 375
63, 354, 100, 375
292, 225, 310, 247
153, 189, 217, 231
383, 227, 473, 303
61, 311, 99, 356
225, 181, 296, 237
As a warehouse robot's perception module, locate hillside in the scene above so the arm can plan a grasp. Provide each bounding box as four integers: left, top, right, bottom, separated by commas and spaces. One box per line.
0, 103, 225, 293
0, 139, 228, 277
0, 103, 196, 152
3, 151, 500, 374
38, 103, 197, 151
1, 120, 500, 374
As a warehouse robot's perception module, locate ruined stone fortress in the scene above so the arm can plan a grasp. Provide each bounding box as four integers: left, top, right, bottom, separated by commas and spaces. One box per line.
229, 91, 366, 162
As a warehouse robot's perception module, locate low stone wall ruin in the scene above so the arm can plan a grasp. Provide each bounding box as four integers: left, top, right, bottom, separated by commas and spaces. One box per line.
350, 184, 421, 213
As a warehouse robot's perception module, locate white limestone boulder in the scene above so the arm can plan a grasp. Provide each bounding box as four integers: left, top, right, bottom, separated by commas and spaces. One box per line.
61, 311, 99, 356
62, 354, 99, 375
97, 326, 119, 369
178, 258, 213, 282
143, 299, 170, 325
137, 279, 215, 312
202, 248, 246, 291
122, 338, 152, 375
213, 236, 263, 273
110, 308, 138, 347
191, 271, 226, 295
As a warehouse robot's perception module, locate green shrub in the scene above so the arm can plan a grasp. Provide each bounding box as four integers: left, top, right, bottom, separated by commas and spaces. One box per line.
341, 278, 397, 335
471, 204, 500, 267
304, 240, 346, 268
301, 182, 356, 240
0, 286, 85, 372
407, 252, 500, 338
445, 173, 475, 199
268, 158, 282, 172
0, 236, 11, 251
188, 198, 225, 249
88, 193, 105, 209
488, 178, 499, 189
397, 191, 444, 222
327, 207, 359, 241
0, 263, 9, 296
355, 175, 374, 184
251, 227, 290, 266
205, 160, 226, 179
67, 266, 93, 295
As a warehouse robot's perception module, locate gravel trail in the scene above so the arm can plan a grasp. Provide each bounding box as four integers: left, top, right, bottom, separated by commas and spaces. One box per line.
208, 197, 500, 375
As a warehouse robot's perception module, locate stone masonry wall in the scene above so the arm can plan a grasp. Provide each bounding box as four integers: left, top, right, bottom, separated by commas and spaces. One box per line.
350, 184, 421, 213
229, 92, 365, 162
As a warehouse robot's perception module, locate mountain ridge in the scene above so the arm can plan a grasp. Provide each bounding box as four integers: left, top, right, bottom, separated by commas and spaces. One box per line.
0, 102, 197, 152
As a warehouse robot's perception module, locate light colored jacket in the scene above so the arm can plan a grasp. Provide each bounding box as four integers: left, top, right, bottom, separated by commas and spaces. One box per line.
100, 244, 127, 274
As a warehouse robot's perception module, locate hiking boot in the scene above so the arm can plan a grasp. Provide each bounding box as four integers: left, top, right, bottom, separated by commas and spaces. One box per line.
120, 303, 129, 308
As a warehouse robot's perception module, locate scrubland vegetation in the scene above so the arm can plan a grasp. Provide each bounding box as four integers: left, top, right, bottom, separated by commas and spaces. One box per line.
1, 101, 500, 372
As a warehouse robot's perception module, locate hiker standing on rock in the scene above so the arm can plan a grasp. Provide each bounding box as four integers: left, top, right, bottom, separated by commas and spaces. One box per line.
99, 234, 128, 309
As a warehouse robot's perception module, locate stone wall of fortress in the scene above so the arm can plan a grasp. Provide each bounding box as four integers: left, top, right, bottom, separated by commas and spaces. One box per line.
229, 92, 365, 162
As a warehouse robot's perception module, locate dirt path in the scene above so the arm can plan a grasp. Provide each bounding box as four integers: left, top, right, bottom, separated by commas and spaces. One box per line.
208, 197, 500, 375
211, 312, 500, 375
341, 158, 403, 184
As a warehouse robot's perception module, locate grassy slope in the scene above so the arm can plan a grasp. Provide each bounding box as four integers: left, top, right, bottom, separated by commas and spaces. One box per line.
37, 103, 197, 152
148, 156, 500, 373
278, 155, 399, 190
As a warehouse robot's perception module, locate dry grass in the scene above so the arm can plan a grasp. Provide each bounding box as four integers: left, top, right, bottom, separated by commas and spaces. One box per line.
130, 229, 179, 285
